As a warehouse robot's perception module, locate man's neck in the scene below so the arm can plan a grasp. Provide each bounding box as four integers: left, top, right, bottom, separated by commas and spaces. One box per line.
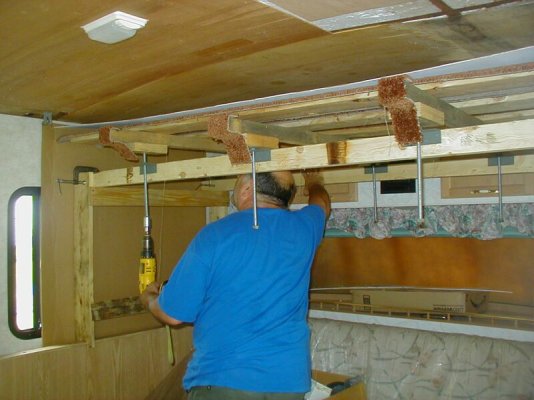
241, 197, 285, 210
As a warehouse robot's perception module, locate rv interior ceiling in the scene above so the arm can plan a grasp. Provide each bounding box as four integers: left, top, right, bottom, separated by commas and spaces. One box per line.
0, 0, 533, 125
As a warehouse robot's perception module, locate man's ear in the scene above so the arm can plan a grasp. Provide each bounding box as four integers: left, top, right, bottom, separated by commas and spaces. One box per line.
235, 178, 252, 210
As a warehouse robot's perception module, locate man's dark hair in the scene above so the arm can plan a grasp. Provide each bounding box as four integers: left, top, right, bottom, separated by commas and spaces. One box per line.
256, 172, 296, 208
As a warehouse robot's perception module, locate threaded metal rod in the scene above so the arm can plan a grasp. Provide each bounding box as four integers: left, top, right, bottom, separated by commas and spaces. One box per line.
142, 152, 151, 235
416, 142, 424, 225
251, 149, 259, 229
497, 155, 504, 222
372, 165, 378, 223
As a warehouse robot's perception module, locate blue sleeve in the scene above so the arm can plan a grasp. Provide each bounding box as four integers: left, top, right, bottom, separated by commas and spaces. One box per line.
158, 234, 211, 323
297, 205, 326, 247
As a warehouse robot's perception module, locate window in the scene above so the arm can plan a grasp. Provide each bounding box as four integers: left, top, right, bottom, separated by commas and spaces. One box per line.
8, 187, 41, 339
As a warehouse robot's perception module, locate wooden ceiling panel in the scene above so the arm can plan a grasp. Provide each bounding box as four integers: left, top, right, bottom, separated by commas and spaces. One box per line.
0, 0, 324, 119
62, 3, 534, 123
0, 1, 532, 124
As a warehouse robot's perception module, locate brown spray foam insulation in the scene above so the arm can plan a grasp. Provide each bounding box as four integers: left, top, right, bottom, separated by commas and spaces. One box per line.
378, 76, 422, 147
99, 126, 139, 162
207, 114, 251, 165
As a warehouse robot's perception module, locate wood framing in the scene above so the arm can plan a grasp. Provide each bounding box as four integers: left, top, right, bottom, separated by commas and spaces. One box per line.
58, 65, 534, 158
73, 173, 95, 346
63, 66, 534, 347
91, 119, 534, 188
404, 81, 482, 128
228, 115, 317, 146
90, 187, 229, 207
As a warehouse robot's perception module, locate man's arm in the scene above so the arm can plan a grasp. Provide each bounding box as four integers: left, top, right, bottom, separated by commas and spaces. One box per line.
140, 282, 183, 326
303, 171, 331, 220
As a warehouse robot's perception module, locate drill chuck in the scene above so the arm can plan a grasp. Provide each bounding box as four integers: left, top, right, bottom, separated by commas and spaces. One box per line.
142, 234, 154, 258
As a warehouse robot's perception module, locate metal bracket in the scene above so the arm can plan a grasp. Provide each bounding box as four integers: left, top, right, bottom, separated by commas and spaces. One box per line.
407, 129, 442, 146
139, 161, 157, 174
251, 148, 272, 162
364, 164, 388, 174
42, 112, 53, 125
488, 155, 514, 166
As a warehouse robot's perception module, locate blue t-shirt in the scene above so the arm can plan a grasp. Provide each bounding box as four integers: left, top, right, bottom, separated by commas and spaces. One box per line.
158, 205, 325, 393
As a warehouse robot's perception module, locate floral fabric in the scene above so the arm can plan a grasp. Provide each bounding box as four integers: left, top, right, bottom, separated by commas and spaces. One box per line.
326, 204, 534, 240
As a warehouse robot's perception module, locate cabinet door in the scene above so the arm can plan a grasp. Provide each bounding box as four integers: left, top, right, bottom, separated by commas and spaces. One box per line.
441, 173, 534, 198
293, 183, 357, 204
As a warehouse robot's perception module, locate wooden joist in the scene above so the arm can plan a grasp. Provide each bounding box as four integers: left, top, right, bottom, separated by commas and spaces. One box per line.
56, 68, 534, 157
405, 81, 482, 127
58, 128, 227, 153
91, 119, 534, 188
240, 133, 279, 149
201, 153, 534, 191
228, 115, 317, 145
90, 187, 229, 207
111, 128, 226, 153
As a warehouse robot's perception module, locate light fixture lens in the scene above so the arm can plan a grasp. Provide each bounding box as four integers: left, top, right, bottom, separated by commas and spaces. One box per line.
82, 11, 148, 44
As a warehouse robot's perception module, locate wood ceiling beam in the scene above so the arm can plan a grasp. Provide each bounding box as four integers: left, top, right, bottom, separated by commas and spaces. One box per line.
404, 81, 482, 128
202, 153, 534, 191
57, 127, 227, 153
92, 119, 534, 188
90, 187, 228, 207
111, 129, 226, 153
126, 142, 168, 155
241, 133, 279, 149
228, 115, 318, 145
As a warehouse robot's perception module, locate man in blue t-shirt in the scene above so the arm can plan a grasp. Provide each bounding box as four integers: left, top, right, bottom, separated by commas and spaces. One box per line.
141, 170, 330, 400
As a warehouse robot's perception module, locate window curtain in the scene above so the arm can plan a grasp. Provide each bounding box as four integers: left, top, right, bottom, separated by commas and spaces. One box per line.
326, 203, 534, 240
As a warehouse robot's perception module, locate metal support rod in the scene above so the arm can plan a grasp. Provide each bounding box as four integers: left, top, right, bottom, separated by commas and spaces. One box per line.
142, 152, 151, 235
416, 142, 424, 225
497, 155, 504, 222
251, 149, 259, 229
372, 165, 378, 223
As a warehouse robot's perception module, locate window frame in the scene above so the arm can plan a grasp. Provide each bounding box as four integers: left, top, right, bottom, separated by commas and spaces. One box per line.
7, 186, 41, 339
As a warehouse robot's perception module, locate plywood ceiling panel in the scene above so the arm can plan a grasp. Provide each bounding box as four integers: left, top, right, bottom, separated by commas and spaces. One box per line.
63, 3, 534, 123
0, 0, 324, 119
0, 1, 532, 124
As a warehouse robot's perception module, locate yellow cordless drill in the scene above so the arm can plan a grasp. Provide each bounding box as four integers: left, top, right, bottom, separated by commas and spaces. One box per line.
139, 153, 156, 294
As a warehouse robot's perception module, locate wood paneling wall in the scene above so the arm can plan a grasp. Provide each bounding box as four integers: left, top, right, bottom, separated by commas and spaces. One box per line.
0, 326, 193, 400
41, 126, 206, 345
311, 237, 534, 306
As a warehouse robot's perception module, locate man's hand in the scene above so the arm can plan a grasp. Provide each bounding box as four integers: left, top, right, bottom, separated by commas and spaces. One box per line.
140, 281, 183, 326
303, 170, 324, 189
140, 281, 160, 309
302, 170, 331, 219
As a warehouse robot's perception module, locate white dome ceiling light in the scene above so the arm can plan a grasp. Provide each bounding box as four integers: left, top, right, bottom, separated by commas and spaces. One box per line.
82, 11, 148, 44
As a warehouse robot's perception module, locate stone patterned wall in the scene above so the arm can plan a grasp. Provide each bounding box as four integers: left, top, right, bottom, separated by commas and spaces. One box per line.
310, 318, 534, 399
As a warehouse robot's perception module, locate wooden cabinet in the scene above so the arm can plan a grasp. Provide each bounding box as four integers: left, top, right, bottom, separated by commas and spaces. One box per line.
293, 183, 357, 204
441, 173, 534, 198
